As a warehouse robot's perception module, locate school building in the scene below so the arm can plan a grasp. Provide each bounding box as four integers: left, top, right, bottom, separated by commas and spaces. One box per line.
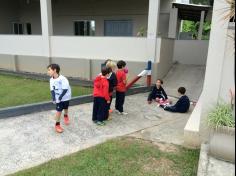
0, 0, 212, 82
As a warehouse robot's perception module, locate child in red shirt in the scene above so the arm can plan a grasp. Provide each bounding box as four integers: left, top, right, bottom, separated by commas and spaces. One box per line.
115, 60, 128, 115
92, 67, 111, 125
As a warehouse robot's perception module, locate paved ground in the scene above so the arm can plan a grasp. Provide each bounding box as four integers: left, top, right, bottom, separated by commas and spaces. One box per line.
0, 64, 215, 176
198, 144, 235, 176
0, 93, 194, 176
163, 64, 205, 101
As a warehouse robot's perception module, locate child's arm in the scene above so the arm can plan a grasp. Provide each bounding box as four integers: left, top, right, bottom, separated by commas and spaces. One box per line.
50, 90, 56, 102
162, 87, 168, 100
103, 83, 110, 103
147, 87, 156, 102
59, 89, 68, 101
59, 77, 70, 101
49, 80, 56, 103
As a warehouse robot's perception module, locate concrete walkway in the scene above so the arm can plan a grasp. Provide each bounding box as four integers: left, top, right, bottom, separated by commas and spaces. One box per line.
0, 93, 194, 176
0, 64, 206, 175
163, 64, 205, 101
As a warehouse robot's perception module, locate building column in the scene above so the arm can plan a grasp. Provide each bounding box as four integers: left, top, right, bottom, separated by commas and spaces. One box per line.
198, 11, 205, 40
199, 0, 230, 141
40, 0, 53, 58
147, 0, 160, 62
168, 8, 178, 39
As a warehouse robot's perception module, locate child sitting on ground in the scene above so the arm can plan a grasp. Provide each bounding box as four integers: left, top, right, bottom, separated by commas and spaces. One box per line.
147, 79, 170, 105
92, 67, 111, 126
160, 87, 190, 113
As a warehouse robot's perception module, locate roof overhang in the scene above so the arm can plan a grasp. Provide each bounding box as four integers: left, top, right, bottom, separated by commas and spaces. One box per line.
172, 2, 212, 21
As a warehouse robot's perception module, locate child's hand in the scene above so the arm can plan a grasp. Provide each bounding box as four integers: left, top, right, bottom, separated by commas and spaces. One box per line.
107, 101, 110, 104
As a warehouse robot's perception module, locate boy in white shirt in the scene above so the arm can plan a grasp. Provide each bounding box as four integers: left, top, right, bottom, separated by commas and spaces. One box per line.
47, 64, 71, 133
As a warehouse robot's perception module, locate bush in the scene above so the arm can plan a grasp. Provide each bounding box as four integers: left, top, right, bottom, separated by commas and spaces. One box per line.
207, 102, 235, 129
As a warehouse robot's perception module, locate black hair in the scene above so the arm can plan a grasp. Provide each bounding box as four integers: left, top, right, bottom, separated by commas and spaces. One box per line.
47, 64, 60, 74
117, 60, 126, 69
178, 87, 186, 95
101, 67, 111, 76
157, 79, 163, 84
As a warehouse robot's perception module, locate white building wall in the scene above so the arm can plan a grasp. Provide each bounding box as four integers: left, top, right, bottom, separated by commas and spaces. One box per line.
50, 36, 162, 62
173, 40, 209, 65
219, 28, 235, 101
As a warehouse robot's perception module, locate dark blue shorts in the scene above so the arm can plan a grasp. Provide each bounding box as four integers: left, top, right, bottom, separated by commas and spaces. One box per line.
56, 101, 69, 112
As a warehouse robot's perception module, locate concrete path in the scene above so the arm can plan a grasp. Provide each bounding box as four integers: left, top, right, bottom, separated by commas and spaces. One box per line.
0, 64, 206, 175
163, 64, 205, 101
0, 93, 194, 176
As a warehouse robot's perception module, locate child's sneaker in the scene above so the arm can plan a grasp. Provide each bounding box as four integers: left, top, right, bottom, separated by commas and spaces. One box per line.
122, 112, 128, 115
120, 112, 128, 115
55, 125, 64, 133
96, 121, 106, 126
114, 109, 120, 114
64, 116, 70, 125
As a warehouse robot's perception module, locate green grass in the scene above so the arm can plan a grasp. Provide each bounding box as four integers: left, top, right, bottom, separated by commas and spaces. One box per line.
0, 74, 92, 108
10, 137, 200, 176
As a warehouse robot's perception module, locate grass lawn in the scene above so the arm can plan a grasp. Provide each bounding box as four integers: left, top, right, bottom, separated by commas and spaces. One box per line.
10, 137, 200, 176
0, 74, 92, 108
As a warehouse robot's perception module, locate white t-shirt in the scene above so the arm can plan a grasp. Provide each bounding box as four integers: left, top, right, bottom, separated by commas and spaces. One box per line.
50, 75, 71, 103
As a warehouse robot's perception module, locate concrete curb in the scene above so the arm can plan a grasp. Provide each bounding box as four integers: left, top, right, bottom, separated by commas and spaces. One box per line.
0, 86, 151, 119
197, 143, 209, 176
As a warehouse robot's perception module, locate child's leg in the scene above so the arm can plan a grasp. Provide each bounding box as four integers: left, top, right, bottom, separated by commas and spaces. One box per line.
97, 98, 106, 122
119, 92, 125, 113
116, 91, 125, 112
92, 98, 99, 122
55, 111, 62, 124
55, 103, 63, 133
115, 92, 119, 111
115, 91, 122, 112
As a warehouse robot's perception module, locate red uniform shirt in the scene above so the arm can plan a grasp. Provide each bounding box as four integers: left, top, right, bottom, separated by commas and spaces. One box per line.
93, 75, 110, 101
116, 69, 127, 92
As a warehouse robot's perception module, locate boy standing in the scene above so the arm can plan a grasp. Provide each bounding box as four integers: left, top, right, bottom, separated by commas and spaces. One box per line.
92, 67, 111, 125
47, 64, 71, 133
160, 87, 190, 113
115, 60, 128, 115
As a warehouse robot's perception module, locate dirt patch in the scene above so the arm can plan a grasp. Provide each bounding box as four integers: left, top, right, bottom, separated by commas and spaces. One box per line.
153, 141, 179, 153
142, 157, 179, 176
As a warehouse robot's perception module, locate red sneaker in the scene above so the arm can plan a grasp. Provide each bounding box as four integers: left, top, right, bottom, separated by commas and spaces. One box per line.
64, 116, 70, 125
55, 125, 64, 133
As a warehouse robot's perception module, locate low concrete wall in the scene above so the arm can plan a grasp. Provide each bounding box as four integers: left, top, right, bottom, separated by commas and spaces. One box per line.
184, 94, 203, 148
0, 54, 16, 71
156, 38, 175, 79
52, 57, 91, 80
173, 40, 209, 65
0, 86, 151, 118
17, 55, 50, 74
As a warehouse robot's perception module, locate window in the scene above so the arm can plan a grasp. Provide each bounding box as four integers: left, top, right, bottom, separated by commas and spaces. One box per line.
13, 23, 24, 35
26, 23, 32, 35
74, 20, 95, 36
104, 20, 133, 36
12, 22, 32, 35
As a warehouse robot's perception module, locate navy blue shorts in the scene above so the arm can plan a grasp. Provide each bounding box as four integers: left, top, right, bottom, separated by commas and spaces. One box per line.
56, 101, 69, 112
